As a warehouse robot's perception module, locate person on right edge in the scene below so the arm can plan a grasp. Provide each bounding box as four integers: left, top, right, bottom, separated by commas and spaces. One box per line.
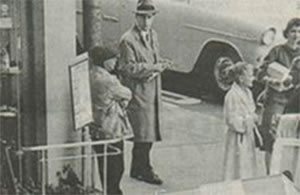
285, 56, 300, 113
257, 17, 300, 174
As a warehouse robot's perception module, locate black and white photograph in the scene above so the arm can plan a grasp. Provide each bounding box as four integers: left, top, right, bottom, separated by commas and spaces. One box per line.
0, 0, 300, 194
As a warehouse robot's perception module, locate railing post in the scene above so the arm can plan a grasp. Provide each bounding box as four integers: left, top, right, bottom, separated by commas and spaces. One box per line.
91, 149, 95, 188
21, 137, 131, 194
81, 128, 85, 186
103, 144, 108, 195
41, 150, 46, 195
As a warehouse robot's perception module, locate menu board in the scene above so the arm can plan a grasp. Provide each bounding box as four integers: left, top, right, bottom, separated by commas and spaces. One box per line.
69, 53, 93, 130
0, 17, 12, 29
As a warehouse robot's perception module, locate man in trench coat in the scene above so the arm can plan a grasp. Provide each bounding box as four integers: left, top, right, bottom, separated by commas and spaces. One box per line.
117, 0, 172, 185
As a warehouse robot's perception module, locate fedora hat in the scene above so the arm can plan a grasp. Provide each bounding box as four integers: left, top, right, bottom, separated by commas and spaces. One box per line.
133, 0, 158, 15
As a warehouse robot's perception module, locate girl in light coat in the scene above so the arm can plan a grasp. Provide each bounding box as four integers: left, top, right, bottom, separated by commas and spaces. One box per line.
223, 62, 262, 180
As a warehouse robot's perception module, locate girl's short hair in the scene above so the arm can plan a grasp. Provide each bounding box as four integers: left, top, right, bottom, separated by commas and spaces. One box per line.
225, 61, 252, 83
283, 18, 300, 39
89, 45, 118, 66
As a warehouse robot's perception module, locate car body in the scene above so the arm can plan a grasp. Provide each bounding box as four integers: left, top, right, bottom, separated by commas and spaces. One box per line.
78, 0, 288, 101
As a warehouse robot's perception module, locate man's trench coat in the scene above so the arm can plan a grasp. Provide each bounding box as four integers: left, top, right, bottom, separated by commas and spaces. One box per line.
117, 25, 162, 142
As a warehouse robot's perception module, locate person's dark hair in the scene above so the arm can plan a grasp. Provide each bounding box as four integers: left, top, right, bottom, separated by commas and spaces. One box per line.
283, 18, 300, 39
89, 45, 118, 66
225, 61, 252, 83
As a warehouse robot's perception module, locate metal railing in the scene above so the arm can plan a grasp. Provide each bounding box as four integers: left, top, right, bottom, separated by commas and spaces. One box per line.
271, 138, 300, 175
22, 136, 131, 195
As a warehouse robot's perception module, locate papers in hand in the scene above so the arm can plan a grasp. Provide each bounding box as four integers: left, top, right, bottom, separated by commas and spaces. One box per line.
146, 72, 159, 82
146, 60, 174, 82
267, 62, 293, 92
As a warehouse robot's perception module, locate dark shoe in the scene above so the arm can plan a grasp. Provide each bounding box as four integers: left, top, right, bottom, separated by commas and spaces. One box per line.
130, 171, 163, 185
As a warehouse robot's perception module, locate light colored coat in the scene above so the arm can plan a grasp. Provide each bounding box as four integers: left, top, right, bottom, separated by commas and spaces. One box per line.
223, 82, 259, 180
117, 25, 162, 142
89, 66, 132, 140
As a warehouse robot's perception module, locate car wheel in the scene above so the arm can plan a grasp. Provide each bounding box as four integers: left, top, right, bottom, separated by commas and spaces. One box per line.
201, 54, 238, 102
189, 42, 242, 102
213, 56, 235, 92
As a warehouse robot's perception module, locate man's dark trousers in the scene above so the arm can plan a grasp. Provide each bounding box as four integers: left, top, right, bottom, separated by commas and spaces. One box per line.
131, 142, 153, 175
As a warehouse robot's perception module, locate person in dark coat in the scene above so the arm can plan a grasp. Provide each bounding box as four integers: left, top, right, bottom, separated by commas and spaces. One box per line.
89, 46, 133, 195
117, 0, 172, 185
257, 17, 300, 174
285, 56, 300, 113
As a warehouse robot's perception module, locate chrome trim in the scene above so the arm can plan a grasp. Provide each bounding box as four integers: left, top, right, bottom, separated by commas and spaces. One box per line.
184, 23, 259, 42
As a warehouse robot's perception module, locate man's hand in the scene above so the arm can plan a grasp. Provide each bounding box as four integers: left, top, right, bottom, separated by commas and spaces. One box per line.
153, 59, 173, 72
159, 58, 173, 66
145, 59, 174, 82
152, 63, 167, 72
159, 59, 173, 70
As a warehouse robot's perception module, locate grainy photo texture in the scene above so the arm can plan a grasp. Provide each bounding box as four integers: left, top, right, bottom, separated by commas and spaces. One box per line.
0, 0, 300, 194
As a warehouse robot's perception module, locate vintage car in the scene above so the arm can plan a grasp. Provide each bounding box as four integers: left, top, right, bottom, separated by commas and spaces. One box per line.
81, 0, 287, 102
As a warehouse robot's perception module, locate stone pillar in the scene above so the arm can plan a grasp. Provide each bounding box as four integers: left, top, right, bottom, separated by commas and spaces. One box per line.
20, 0, 79, 185
82, 0, 103, 50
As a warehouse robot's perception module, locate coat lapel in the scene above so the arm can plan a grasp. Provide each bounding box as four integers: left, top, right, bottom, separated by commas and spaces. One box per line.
132, 26, 157, 63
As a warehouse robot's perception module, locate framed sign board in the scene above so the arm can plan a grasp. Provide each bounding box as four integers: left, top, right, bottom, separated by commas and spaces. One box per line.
69, 52, 93, 130
0, 17, 12, 29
